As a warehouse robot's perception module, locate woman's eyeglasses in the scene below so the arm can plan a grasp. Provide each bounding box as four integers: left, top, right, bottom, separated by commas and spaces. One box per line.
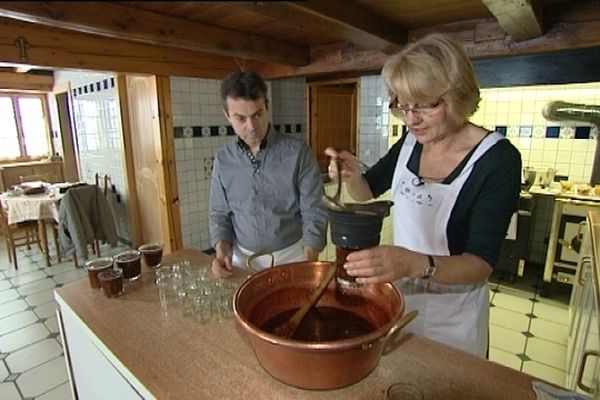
389, 97, 445, 118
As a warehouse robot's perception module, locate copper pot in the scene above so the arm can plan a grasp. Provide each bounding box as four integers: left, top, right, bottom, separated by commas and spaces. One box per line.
233, 261, 407, 390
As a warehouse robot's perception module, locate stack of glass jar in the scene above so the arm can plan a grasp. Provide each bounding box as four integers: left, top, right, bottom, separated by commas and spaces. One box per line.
154, 261, 245, 323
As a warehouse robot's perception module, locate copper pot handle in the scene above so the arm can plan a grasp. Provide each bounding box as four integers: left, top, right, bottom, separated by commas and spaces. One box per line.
245, 251, 275, 273
362, 310, 418, 350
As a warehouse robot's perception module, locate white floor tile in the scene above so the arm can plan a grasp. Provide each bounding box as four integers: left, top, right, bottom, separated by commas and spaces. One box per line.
492, 292, 534, 314
52, 269, 86, 286
37, 382, 72, 400
0, 311, 37, 336
522, 360, 566, 387
0, 323, 50, 353
490, 324, 527, 354
16, 356, 68, 398
525, 337, 567, 371
44, 263, 79, 276
490, 306, 531, 332
0, 360, 8, 380
16, 278, 57, 297
0, 280, 11, 291
533, 302, 569, 326
0, 382, 21, 400
0, 289, 20, 305
497, 284, 535, 299
530, 317, 569, 345
5, 339, 63, 373
0, 299, 29, 319
489, 347, 522, 371
24, 288, 55, 307
44, 315, 59, 334
34, 301, 58, 319
9, 270, 47, 287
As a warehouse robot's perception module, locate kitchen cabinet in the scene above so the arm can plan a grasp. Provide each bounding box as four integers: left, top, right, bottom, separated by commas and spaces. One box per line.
565, 211, 600, 397
0, 160, 64, 191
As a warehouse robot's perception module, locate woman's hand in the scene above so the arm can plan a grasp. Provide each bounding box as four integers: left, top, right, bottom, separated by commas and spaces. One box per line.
324, 147, 362, 185
343, 245, 423, 284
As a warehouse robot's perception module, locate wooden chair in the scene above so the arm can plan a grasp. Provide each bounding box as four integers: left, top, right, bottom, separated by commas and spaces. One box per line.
0, 206, 43, 270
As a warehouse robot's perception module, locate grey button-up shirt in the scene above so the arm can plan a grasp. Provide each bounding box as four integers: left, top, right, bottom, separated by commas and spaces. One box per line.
209, 128, 327, 253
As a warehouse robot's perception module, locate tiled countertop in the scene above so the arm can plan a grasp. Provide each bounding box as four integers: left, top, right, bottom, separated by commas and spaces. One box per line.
55, 249, 541, 399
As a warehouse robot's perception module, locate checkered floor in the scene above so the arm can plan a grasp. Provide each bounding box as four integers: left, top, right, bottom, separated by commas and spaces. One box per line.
0, 239, 128, 400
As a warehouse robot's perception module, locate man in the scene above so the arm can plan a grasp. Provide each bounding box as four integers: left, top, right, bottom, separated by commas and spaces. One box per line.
210, 70, 327, 278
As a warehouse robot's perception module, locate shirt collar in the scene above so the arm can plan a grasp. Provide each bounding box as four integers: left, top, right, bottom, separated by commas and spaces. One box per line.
237, 123, 271, 152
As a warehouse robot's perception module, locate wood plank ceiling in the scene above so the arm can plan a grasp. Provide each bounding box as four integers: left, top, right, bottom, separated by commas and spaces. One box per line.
0, 0, 598, 79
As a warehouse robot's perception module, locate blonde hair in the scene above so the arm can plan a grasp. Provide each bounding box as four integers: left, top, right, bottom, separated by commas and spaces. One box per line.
381, 33, 480, 128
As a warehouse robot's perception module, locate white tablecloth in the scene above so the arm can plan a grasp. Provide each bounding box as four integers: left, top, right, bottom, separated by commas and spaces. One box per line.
0, 192, 63, 224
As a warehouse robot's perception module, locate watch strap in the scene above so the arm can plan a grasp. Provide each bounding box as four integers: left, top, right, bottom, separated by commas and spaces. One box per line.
422, 255, 436, 279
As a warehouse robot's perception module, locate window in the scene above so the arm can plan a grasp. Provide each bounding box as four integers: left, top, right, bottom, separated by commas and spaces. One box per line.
0, 94, 51, 159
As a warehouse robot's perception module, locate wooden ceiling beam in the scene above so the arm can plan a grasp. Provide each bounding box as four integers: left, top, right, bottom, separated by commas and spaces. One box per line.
0, 1, 309, 66
0, 17, 240, 79
0, 70, 53, 91
481, 0, 544, 41
234, 0, 406, 54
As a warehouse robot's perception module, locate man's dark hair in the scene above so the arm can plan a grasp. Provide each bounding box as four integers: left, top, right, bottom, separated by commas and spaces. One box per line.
220, 70, 268, 112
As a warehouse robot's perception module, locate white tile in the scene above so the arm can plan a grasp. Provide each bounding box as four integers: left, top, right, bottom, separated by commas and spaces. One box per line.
489, 347, 522, 371
34, 301, 59, 319
490, 324, 527, 353
0, 359, 7, 380
0, 310, 38, 335
37, 382, 73, 400
533, 301, 569, 326
525, 337, 567, 370
529, 317, 568, 345
0, 299, 29, 319
25, 288, 55, 307
9, 270, 47, 287
16, 356, 68, 398
52, 269, 87, 285
17, 278, 57, 296
5, 339, 63, 373
492, 292, 534, 314
490, 306, 531, 332
0, 383, 21, 400
0, 288, 20, 305
0, 323, 50, 353
522, 361, 566, 387
45, 315, 59, 334
0, 280, 11, 291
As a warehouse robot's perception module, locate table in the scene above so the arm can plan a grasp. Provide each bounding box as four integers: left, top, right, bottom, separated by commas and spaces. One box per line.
0, 190, 63, 266
54, 249, 543, 400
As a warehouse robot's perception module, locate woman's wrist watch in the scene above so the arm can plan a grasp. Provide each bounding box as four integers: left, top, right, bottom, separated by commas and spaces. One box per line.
422, 255, 436, 279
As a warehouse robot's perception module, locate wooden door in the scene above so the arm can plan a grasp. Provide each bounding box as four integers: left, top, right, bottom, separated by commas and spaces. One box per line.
309, 82, 357, 172
55, 91, 80, 183
119, 75, 181, 252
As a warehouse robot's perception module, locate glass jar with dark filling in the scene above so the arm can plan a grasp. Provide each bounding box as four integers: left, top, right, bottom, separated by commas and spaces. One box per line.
85, 257, 114, 289
138, 243, 164, 269
114, 250, 142, 281
98, 269, 124, 298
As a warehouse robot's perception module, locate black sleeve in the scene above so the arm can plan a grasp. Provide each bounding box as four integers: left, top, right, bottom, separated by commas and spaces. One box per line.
364, 134, 407, 198
449, 139, 522, 267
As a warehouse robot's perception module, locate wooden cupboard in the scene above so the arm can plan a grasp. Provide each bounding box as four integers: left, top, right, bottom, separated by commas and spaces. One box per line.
0, 160, 64, 191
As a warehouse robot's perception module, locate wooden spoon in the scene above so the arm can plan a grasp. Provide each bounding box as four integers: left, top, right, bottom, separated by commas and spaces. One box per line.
273, 265, 337, 339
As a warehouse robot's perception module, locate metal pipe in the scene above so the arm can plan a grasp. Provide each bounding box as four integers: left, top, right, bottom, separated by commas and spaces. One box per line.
542, 101, 600, 127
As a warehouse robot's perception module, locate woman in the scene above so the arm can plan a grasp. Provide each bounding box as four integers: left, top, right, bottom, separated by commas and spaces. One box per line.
325, 33, 521, 357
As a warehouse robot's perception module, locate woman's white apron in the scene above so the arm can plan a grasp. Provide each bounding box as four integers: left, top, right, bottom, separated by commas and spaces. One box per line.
391, 131, 503, 357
